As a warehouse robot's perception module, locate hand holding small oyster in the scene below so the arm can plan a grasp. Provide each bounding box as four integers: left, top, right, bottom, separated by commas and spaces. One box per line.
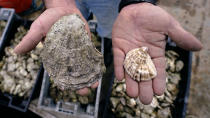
110, 50, 184, 117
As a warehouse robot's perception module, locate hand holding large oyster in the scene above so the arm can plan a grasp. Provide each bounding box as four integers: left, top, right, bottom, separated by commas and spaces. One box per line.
41, 14, 106, 90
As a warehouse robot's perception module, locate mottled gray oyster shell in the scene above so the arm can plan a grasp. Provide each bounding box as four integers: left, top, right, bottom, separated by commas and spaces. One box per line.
41, 14, 105, 90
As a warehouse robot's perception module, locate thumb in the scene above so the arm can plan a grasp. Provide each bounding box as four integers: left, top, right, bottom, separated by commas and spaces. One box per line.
167, 18, 203, 51
14, 21, 44, 54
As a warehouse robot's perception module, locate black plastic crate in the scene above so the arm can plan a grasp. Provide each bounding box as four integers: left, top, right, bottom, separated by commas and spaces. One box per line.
103, 38, 193, 118
166, 39, 192, 118
38, 37, 114, 118
0, 8, 15, 54
0, 66, 43, 112
0, 11, 44, 112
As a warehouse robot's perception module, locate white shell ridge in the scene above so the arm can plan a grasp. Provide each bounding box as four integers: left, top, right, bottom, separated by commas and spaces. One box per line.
123, 47, 157, 81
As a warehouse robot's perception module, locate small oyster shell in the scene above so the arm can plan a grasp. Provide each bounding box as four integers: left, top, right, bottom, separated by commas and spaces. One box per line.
127, 98, 136, 108
157, 107, 171, 118
175, 60, 184, 72
110, 97, 120, 108
123, 47, 157, 81
41, 14, 105, 90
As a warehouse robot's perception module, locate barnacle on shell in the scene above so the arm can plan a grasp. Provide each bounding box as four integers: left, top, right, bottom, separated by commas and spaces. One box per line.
123, 47, 157, 81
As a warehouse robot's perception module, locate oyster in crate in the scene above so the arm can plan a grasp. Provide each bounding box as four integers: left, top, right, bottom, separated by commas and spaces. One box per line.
109, 49, 186, 117
123, 47, 157, 81
41, 14, 105, 90
0, 20, 6, 37
0, 26, 41, 97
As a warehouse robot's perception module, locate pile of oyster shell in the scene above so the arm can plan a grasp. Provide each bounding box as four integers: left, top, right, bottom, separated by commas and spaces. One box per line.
0, 20, 6, 38
0, 26, 42, 98
49, 78, 96, 105
110, 50, 184, 118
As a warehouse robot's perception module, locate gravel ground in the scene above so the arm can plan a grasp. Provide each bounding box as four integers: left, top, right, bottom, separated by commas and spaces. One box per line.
158, 0, 210, 118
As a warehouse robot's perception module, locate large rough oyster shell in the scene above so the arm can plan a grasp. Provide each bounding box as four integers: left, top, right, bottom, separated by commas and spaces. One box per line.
41, 14, 105, 90
123, 47, 157, 81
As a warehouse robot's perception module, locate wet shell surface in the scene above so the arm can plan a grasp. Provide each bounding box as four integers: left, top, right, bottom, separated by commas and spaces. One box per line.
123, 47, 157, 81
41, 14, 105, 90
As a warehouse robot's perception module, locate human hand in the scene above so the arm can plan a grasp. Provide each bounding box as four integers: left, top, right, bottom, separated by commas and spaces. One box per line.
14, 0, 97, 96
112, 3, 202, 104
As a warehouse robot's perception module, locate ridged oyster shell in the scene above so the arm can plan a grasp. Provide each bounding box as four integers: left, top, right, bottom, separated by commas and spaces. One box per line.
123, 47, 157, 81
41, 14, 105, 90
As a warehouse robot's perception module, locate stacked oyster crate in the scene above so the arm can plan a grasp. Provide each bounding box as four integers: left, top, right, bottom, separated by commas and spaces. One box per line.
103, 38, 192, 118
38, 20, 114, 118
0, 9, 193, 118
0, 8, 43, 112
37, 26, 192, 118
0, 8, 15, 52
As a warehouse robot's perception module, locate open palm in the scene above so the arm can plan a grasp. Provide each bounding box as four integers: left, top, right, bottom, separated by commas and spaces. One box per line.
112, 3, 202, 104
14, 6, 97, 95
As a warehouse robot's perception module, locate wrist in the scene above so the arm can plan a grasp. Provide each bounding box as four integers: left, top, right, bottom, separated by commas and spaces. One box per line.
119, 0, 157, 12
44, 0, 76, 9
120, 2, 154, 14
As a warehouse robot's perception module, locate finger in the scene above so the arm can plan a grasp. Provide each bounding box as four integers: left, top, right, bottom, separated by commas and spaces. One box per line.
14, 28, 44, 54
91, 81, 99, 89
113, 47, 125, 81
152, 57, 166, 95
125, 73, 139, 98
14, 8, 89, 54
168, 18, 203, 51
76, 88, 90, 96
139, 80, 153, 105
